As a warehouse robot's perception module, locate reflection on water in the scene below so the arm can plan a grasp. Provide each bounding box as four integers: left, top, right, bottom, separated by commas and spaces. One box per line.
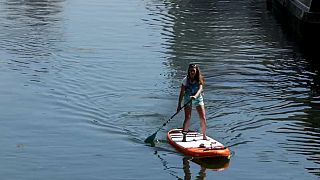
0, 0, 64, 82
190, 157, 230, 171
2, 0, 64, 54
154, 150, 229, 180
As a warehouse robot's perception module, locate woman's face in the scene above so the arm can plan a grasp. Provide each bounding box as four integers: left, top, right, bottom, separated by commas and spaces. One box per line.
189, 67, 197, 77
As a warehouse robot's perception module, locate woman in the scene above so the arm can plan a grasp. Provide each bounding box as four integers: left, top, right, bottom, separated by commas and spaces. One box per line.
177, 63, 207, 142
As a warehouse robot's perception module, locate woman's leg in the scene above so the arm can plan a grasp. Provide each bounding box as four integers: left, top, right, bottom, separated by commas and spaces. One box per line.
183, 105, 192, 131
196, 105, 207, 140
182, 105, 192, 141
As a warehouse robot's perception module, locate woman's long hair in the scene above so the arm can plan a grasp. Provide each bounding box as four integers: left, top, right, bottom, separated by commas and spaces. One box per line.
187, 64, 205, 85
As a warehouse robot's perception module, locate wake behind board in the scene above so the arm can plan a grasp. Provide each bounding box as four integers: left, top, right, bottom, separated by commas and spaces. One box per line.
167, 128, 231, 159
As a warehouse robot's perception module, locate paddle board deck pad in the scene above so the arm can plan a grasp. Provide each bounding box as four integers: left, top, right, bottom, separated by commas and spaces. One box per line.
167, 128, 231, 159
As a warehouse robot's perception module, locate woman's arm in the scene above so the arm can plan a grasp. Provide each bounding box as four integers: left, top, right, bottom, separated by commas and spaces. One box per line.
192, 84, 203, 99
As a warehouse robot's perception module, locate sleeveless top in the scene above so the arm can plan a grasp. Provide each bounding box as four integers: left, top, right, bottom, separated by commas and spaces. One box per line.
182, 76, 201, 96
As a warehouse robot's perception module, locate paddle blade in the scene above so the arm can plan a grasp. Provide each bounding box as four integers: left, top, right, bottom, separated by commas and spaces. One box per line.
144, 132, 157, 144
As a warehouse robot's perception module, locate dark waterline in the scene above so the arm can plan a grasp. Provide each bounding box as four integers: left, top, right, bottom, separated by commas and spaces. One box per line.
0, 0, 319, 179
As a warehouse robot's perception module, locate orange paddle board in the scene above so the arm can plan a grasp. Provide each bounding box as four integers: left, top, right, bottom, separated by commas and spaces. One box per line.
167, 128, 231, 159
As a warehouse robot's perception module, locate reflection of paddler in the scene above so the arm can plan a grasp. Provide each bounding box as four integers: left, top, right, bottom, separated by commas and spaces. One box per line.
191, 157, 230, 171
183, 157, 192, 180
183, 157, 207, 180
182, 156, 230, 180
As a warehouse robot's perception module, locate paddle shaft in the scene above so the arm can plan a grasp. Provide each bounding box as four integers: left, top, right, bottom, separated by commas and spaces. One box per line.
144, 99, 192, 143
154, 99, 192, 133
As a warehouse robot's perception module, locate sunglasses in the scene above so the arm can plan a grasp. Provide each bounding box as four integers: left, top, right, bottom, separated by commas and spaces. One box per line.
189, 64, 197, 68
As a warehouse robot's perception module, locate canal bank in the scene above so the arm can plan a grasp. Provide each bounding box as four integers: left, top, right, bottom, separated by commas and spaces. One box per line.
267, 0, 320, 42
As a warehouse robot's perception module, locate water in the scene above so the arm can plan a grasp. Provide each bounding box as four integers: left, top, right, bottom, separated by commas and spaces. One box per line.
0, 0, 319, 179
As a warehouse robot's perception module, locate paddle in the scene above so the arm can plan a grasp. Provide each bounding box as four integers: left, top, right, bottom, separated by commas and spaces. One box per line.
144, 99, 192, 144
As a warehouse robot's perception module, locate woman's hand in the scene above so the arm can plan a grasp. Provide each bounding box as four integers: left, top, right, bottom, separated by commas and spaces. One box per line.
190, 96, 196, 100
177, 104, 181, 112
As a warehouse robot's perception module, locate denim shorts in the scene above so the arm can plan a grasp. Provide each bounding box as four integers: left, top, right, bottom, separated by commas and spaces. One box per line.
184, 95, 204, 107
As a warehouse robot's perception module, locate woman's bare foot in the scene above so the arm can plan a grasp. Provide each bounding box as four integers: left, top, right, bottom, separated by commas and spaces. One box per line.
203, 135, 207, 140
182, 130, 188, 142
